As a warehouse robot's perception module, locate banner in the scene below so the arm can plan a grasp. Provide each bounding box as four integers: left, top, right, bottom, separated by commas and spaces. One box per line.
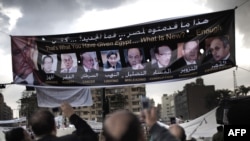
11, 9, 235, 87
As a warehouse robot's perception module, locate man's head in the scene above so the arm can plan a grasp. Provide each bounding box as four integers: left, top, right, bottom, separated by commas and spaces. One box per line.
169, 124, 186, 141
127, 48, 143, 68
42, 55, 53, 73
11, 37, 36, 79
5, 127, 32, 141
154, 45, 172, 67
103, 110, 143, 141
29, 109, 56, 137
217, 126, 223, 132
62, 54, 73, 69
210, 36, 230, 61
182, 41, 199, 63
81, 52, 94, 69
107, 51, 118, 67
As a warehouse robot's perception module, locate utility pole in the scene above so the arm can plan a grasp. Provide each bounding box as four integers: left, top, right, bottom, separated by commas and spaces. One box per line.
102, 88, 109, 122
233, 70, 238, 97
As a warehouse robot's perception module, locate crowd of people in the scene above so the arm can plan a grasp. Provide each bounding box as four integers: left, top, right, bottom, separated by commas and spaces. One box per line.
3, 102, 196, 141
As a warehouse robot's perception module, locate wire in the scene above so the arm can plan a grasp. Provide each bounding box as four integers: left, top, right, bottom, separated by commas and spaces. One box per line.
235, 0, 250, 9
238, 66, 250, 73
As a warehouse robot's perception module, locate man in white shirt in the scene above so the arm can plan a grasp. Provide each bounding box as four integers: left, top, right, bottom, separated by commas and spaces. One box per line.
81, 52, 98, 72
182, 40, 199, 65
210, 36, 230, 61
61, 54, 77, 73
42, 55, 55, 73
170, 40, 199, 72
152, 45, 172, 69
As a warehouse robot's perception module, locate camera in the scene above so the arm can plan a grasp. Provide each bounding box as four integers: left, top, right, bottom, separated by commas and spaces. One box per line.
140, 96, 151, 109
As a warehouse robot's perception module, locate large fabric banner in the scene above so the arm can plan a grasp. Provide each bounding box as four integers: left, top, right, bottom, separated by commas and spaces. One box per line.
11, 9, 235, 87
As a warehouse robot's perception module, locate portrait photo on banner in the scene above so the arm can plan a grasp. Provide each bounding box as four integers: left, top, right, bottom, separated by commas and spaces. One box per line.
11, 36, 41, 85
79, 51, 99, 73
101, 50, 122, 72
60, 53, 78, 73
150, 44, 174, 70
40, 54, 57, 74
123, 47, 148, 70
201, 35, 235, 65
10, 10, 236, 86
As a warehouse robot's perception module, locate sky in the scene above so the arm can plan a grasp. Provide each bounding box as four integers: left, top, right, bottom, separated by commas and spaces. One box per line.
0, 0, 250, 118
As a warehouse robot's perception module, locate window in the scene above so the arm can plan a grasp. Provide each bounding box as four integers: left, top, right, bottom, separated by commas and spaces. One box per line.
83, 111, 89, 114
131, 88, 137, 92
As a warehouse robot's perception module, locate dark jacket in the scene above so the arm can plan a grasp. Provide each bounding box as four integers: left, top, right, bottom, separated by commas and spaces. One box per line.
37, 114, 98, 141
170, 57, 188, 72
103, 61, 122, 71
149, 123, 178, 141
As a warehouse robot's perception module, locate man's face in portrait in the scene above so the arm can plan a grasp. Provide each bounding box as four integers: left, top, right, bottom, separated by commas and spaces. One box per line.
210, 38, 230, 61
108, 54, 118, 67
43, 57, 53, 73
82, 53, 94, 69
182, 41, 198, 62
127, 48, 143, 68
12, 37, 35, 79
62, 55, 73, 69
155, 46, 172, 67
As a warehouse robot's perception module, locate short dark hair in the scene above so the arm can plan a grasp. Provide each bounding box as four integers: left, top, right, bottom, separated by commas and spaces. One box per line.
217, 125, 223, 132
154, 46, 161, 54
42, 55, 53, 64
5, 127, 25, 141
154, 45, 171, 54
213, 36, 230, 49
179, 126, 186, 141
127, 47, 143, 56
29, 109, 55, 136
107, 51, 118, 58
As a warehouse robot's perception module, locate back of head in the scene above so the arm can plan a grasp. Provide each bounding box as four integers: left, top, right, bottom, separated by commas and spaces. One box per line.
5, 127, 25, 141
104, 110, 144, 141
217, 125, 223, 132
120, 111, 143, 141
29, 109, 55, 137
169, 124, 186, 141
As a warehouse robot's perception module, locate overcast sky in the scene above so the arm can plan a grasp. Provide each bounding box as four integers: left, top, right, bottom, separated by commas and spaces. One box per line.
0, 0, 250, 118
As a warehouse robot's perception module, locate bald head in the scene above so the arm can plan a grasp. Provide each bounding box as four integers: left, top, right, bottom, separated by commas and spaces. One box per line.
103, 110, 143, 141
169, 124, 186, 141
30, 109, 56, 137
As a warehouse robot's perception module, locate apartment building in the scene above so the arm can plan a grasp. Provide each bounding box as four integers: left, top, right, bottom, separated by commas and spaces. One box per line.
0, 93, 13, 120
161, 94, 176, 122
74, 85, 146, 121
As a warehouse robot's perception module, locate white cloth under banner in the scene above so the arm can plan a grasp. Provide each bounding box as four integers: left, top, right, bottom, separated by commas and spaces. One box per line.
0, 117, 26, 124
36, 87, 93, 108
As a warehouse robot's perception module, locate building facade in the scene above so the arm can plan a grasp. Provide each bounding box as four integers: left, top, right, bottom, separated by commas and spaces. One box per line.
74, 84, 146, 121
174, 78, 215, 120
0, 93, 13, 120
161, 94, 176, 123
